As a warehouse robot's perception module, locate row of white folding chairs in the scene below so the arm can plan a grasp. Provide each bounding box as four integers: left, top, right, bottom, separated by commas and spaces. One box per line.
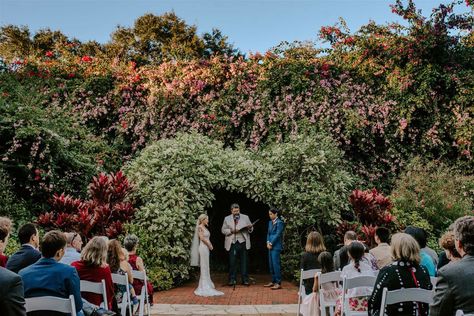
111, 270, 151, 316
24, 269, 151, 316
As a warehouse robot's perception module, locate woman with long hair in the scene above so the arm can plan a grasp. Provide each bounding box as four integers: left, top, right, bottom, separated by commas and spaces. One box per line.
107, 239, 139, 306
191, 214, 224, 296
300, 231, 326, 295
71, 236, 115, 310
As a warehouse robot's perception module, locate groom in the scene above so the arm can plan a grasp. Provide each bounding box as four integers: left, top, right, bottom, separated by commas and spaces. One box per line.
221, 203, 253, 286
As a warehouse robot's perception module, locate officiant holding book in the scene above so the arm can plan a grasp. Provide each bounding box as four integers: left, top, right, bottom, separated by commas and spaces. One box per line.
221, 203, 254, 286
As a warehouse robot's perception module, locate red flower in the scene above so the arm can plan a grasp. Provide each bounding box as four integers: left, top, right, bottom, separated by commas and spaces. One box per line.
321, 63, 330, 72
45, 51, 54, 58
67, 73, 75, 78
1, 91, 9, 97
81, 55, 92, 63
121, 121, 128, 129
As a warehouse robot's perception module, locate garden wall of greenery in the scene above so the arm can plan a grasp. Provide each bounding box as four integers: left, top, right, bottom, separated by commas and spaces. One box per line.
124, 132, 354, 289
0, 1, 473, 289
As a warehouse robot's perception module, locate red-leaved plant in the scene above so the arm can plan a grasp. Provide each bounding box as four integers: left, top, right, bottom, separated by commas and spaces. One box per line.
337, 188, 398, 247
37, 171, 135, 239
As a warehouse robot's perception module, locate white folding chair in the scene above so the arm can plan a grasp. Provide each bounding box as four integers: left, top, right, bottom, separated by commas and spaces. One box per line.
25, 294, 77, 316
456, 310, 474, 316
341, 275, 376, 316
318, 271, 342, 316
296, 268, 321, 316
430, 276, 437, 289
379, 287, 433, 316
80, 279, 108, 309
132, 270, 151, 316
112, 273, 133, 316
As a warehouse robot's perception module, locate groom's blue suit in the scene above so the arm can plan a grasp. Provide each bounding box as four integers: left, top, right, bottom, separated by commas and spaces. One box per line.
267, 217, 285, 284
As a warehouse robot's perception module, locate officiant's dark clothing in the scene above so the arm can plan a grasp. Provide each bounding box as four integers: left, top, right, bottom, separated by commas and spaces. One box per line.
300, 251, 322, 295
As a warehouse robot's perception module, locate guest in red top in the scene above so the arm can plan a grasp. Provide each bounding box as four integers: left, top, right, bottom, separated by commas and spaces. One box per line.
124, 234, 154, 304
0, 217, 13, 268
72, 236, 115, 310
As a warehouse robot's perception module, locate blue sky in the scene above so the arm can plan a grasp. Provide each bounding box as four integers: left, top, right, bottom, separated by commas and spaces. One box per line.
0, 0, 469, 54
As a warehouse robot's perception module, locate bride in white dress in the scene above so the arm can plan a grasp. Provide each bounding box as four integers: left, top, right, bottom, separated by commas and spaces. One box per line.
190, 214, 224, 297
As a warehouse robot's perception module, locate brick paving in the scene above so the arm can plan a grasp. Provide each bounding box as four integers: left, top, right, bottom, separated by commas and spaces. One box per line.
153, 273, 298, 305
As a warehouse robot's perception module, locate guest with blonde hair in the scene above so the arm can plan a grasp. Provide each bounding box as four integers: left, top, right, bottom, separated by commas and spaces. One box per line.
300, 231, 326, 295
368, 233, 432, 316
72, 236, 115, 310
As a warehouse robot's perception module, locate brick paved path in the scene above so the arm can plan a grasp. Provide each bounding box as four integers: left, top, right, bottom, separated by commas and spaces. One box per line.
153, 273, 298, 305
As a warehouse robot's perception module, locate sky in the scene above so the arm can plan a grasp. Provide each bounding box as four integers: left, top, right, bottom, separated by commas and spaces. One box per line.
0, 0, 470, 54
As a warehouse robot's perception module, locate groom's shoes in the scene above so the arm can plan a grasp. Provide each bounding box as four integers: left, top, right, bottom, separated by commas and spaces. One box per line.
263, 282, 274, 287
228, 280, 236, 286
242, 281, 250, 286
271, 284, 282, 290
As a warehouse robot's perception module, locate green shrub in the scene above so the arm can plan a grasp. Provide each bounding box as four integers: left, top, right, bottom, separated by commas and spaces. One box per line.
124, 132, 355, 289
390, 157, 474, 239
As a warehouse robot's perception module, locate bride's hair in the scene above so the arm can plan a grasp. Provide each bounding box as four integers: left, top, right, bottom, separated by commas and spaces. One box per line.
197, 214, 208, 225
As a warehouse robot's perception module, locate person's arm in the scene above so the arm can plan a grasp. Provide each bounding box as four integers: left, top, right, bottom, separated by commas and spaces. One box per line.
430, 270, 454, 316
136, 256, 145, 272
312, 273, 320, 293
198, 226, 213, 250
121, 261, 134, 284
67, 268, 83, 313
6, 273, 26, 316
221, 218, 232, 236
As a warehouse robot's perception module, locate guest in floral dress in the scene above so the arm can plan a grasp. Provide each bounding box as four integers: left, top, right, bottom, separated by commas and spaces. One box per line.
335, 241, 375, 316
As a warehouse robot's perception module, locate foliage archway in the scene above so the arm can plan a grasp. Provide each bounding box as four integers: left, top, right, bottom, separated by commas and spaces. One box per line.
125, 132, 355, 290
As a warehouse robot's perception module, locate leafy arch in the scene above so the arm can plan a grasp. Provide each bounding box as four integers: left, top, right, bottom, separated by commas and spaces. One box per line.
125, 132, 355, 289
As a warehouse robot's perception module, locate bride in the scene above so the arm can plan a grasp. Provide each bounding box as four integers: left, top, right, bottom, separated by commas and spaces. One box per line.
191, 214, 224, 296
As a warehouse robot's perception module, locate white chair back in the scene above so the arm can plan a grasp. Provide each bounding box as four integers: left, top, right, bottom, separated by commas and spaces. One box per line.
341, 275, 376, 316
25, 295, 77, 316
132, 270, 151, 316
80, 279, 108, 309
379, 287, 433, 316
112, 273, 133, 316
296, 268, 321, 316
318, 271, 342, 316
430, 276, 437, 288
456, 310, 474, 316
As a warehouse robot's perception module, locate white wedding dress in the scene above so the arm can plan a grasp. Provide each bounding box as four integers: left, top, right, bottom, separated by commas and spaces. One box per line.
194, 228, 224, 297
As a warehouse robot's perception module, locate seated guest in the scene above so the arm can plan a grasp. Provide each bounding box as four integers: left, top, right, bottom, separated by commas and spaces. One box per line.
19, 230, 83, 316
6, 223, 41, 273
124, 234, 154, 304
72, 236, 115, 311
421, 228, 438, 266
431, 216, 474, 316
333, 231, 357, 270
0, 219, 12, 267
368, 233, 432, 316
107, 239, 138, 306
369, 227, 392, 269
439, 231, 461, 266
437, 223, 455, 270
60, 232, 83, 265
300, 231, 326, 295
404, 226, 436, 276
0, 217, 26, 316
335, 241, 375, 316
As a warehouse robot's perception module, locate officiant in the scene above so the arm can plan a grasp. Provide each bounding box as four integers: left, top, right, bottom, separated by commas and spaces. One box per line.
221, 203, 253, 286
